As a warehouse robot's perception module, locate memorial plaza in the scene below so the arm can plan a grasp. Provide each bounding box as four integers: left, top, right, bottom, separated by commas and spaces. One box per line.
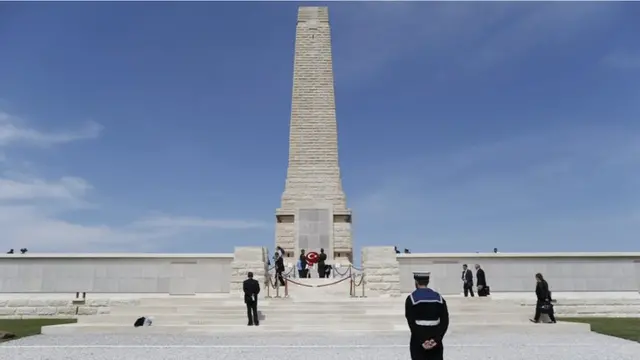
0, 332, 639, 360
0, 5, 639, 360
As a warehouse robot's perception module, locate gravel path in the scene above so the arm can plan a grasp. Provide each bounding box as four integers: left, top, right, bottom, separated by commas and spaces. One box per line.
1, 332, 639, 360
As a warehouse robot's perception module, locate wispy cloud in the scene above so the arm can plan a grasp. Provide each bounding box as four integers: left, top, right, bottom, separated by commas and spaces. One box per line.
131, 215, 268, 230
0, 176, 91, 202
603, 51, 640, 69
0, 173, 270, 252
0, 111, 102, 147
351, 123, 640, 252
332, 2, 623, 84
0, 109, 269, 252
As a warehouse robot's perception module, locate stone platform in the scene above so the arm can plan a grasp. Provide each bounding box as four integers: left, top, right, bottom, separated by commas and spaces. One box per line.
2, 332, 640, 360
40, 290, 592, 335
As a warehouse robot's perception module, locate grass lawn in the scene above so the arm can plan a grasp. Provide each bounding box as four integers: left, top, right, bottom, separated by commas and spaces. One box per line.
0, 319, 77, 341
560, 317, 640, 343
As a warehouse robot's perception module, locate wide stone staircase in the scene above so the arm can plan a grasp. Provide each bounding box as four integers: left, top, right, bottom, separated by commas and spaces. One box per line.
41, 278, 593, 335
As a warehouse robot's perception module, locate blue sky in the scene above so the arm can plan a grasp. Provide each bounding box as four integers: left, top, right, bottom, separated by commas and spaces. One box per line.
1, 2, 639, 255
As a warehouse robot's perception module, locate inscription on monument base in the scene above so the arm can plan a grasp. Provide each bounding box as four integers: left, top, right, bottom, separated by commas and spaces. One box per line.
296, 208, 332, 262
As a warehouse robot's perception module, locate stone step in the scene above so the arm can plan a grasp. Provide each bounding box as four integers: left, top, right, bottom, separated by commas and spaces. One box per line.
137, 296, 503, 306
78, 312, 531, 325
108, 304, 521, 315
556, 313, 640, 318
41, 321, 591, 335
519, 299, 640, 306
554, 305, 640, 312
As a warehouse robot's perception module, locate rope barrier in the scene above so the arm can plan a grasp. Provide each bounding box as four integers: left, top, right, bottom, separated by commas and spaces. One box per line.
332, 266, 351, 277
315, 275, 351, 287
284, 278, 315, 287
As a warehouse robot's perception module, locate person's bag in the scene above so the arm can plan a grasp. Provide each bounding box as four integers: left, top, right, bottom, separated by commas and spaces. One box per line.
134, 317, 145, 327
540, 301, 554, 314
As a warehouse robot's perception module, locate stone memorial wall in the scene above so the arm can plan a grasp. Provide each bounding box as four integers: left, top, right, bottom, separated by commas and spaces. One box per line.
0, 254, 233, 294
397, 253, 640, 295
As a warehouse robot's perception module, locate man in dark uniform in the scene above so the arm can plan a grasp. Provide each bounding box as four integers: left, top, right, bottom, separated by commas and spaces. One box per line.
405, 272, 449, 360
317, 248, 327, 278
243, 272, 260, 326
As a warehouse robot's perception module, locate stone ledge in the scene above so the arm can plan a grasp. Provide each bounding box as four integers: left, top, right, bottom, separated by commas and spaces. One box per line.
0, 297, 143, 317
0, 305, 111, 317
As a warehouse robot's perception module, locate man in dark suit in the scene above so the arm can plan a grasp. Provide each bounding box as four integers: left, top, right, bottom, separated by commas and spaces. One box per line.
461, 264, 474, 297
243, 272, 260, 326
298, 249, 308, 278
317, 248, 327, 278
475, 264, 488, 297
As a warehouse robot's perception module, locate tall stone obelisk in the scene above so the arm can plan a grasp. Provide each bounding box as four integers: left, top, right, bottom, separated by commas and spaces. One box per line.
275, 6, 353, 265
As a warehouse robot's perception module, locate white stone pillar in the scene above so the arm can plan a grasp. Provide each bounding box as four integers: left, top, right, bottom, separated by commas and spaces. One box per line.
275, 6, 353, 262
230, 247, 267, 294
361, 246, 401, 297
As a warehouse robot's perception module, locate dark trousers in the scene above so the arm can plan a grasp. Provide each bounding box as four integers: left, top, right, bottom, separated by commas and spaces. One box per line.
275, 271, 285, 286
318, 264, 326, 278
298, 269, 307, 278
533, 300, 556, 323
463, 283, 474, 297
410, 343, 443, 360
245, 299, 259, 325
477, 285, 488, 297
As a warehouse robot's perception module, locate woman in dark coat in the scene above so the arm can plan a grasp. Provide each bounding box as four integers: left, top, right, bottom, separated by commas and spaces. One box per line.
530, 273, 556, 323
274, 252, 286, 286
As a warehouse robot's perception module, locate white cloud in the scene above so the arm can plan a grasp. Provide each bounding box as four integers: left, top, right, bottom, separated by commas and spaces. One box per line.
0, 175, 269, 252
131, 215, 268, 230
0, 109, 268, 252
0, 111, 102, 147
0, 176, 91, 202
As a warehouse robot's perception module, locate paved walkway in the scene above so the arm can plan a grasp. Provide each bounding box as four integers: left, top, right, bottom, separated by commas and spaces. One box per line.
1, 332, 639, 359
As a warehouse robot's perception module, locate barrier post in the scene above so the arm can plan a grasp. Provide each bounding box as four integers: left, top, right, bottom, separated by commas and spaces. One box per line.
349, 275, 354, 297
284, 279, 289, 298
265, 278, 272, 298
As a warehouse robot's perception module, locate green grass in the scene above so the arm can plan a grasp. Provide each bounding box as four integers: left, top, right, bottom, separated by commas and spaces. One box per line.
0, 319, 77, 341
560, 317, 640, 343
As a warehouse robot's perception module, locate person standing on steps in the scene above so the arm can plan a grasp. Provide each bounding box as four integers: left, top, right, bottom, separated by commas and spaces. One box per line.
274, 252, 286, 287
461, 264, 474, 297
317, 248, 327, 278
243, 272, 260, 326
475, 264, 488, 297
298, 249, 307, 278
531, 273, 556, 323
405, 272, 449, 360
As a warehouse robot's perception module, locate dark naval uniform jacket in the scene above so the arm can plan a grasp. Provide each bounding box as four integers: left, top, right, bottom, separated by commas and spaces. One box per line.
405, 288, 450, 350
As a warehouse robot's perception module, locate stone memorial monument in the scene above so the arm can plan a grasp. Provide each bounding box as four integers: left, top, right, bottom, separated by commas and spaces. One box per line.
275, 7, 353, 265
